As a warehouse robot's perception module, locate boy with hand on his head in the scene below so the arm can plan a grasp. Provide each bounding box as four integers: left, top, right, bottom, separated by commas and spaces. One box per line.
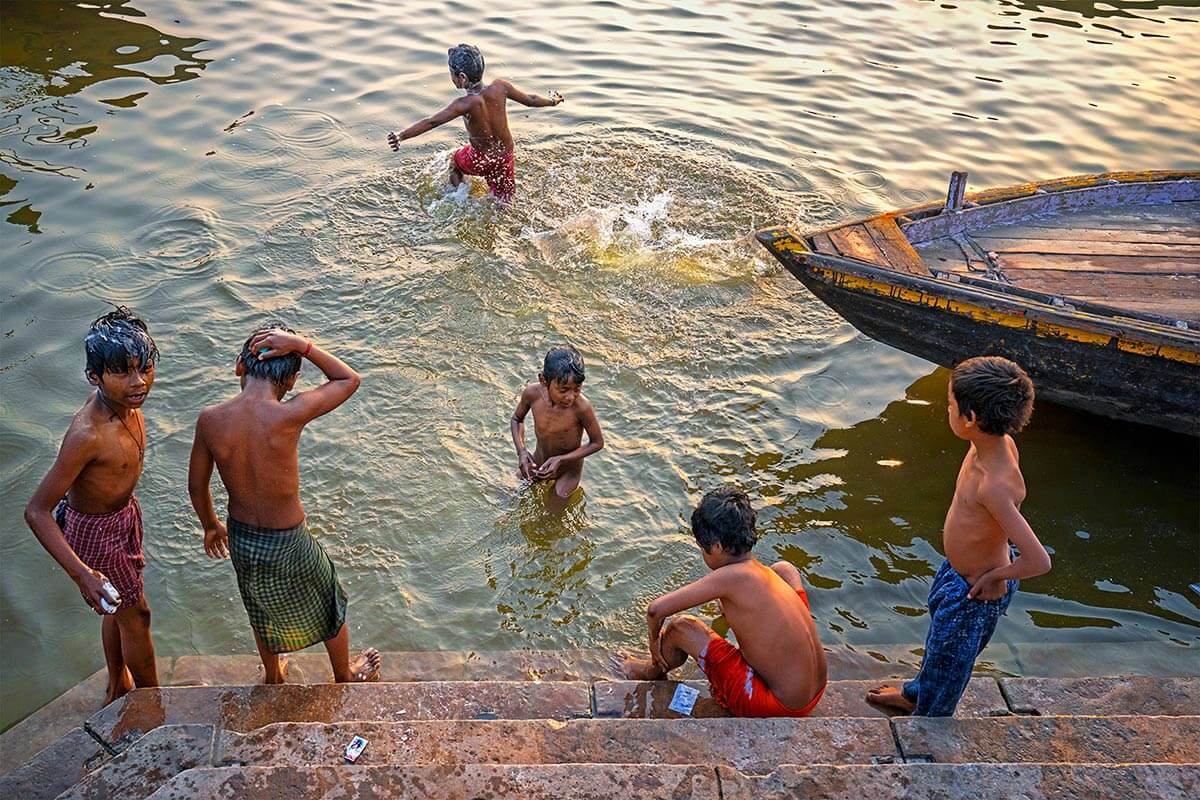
25, 307, 160, 705
510, 345, 604, 510
388, 43, 564, 202
622, 488, 827, 718
188, 325, 380, 685
867, 356, 1051, 717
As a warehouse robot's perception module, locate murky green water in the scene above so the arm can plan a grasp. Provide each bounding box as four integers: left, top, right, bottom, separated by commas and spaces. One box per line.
1, 0, 1197, 730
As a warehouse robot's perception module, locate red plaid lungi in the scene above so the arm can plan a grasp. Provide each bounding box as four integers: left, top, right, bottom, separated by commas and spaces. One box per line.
55, 495, 145, 605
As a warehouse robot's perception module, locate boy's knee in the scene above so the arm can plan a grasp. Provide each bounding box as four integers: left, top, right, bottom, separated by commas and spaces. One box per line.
664, 614, 709, 641
770, 560, 803, 587
119, 598, 152, 629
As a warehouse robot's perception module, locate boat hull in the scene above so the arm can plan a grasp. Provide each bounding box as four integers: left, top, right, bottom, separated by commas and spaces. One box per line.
772, 247, 1199, 435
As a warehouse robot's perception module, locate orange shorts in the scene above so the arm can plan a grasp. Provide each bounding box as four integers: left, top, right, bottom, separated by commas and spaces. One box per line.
452, 144, 515, 200
697, 587, 826, 717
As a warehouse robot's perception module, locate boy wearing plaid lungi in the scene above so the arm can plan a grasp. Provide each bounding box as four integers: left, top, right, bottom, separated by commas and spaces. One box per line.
188, 324, 380, 683
866, 357, 1051, 716
26, 308, 161, 704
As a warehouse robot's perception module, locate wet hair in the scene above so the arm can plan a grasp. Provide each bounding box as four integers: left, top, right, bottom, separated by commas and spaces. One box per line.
543, 345, 585, 385
448, 43, 485, 83
239, 323, 302, 386
691, 488, 758, 557
84, 306, 158, 377
950, 356, 1035, 436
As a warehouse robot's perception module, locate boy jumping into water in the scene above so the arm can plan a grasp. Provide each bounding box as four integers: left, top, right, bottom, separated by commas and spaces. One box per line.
387, 43, 564, 202
510, 345, 604, 510
623, 488, 827, 717
867, 356, 1050, 716
25, 307, 160, 704
188, 325, 380, 684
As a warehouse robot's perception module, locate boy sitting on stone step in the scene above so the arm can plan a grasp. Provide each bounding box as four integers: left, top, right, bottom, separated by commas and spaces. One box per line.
622, 488, 827, 717
867, 356, 1050, 716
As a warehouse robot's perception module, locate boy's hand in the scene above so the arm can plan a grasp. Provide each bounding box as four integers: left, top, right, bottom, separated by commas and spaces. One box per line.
249, 329, 309, 360
387, 131, 401, 151
204, 521, 229, 559
75, 568, 111, 615
518, 451, 538, 480
548, 90, 564, 105
649, 631, 668, 672
534, 455, 565, 480
968, 569, 1008, 601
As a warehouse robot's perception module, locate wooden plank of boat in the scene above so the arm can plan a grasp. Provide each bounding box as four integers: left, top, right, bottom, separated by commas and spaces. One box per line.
987, 226, 1200, 245
975, 237, 1200, 258
994, 253, 1199, 275
863, 218, 929, 276
827, 224, 889, 266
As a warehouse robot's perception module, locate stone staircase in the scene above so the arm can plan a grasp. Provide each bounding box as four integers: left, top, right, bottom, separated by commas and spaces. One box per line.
1, 650, 1197, 799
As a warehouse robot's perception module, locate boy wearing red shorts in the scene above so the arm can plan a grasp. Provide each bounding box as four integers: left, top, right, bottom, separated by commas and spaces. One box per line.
387, 43, 564, 202
622, 488, 827, 717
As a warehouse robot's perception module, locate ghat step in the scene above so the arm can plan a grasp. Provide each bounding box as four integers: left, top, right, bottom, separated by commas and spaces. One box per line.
40, 715, 1200, 800
137, 763, 1200, 800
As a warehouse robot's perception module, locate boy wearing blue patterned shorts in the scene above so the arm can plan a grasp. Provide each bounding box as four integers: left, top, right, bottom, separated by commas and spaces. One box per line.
188, 325, 380, 684
867, 356, 1051, 716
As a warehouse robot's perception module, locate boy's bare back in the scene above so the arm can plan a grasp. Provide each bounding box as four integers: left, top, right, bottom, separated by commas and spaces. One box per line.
195, 398, 306, 530
944, 436, 1025, 584
707, 560, 825, 708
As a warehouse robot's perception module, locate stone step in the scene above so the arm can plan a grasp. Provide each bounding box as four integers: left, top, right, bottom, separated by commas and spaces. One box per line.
141, 763, 1200, 800
86, 682, 592, 747
595, 676, 1008, 718
894, 715, 1200, 765
999, 676, 1200, 716
0, 728, 108, 800
63, 713, 1200, 800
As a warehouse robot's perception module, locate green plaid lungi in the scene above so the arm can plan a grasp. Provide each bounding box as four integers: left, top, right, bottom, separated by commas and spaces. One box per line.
227, 517, 348, 654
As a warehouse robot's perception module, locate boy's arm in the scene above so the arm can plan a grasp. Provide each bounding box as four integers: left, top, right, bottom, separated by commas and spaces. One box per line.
251, 330, 362, 423
510, 386, 537, 479
967, 484, 1052, 600
532, 400, 604, 479
645, 572, 725, 670
23, 427, 109, 613
388, 98, 470, 149
187, 414, 228, 559
499, 80, 564, 108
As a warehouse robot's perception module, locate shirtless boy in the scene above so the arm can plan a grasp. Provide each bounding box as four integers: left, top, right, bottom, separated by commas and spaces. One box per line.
623, 488, 827, 717
510, 345, 604, 510
868, 356, 1051, 716
387, 43, 564, 202
188, 325, 380, 684
25, 307, 160, 704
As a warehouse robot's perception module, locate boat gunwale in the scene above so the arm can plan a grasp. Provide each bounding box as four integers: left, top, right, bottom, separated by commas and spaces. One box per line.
756, 231, 1200, 354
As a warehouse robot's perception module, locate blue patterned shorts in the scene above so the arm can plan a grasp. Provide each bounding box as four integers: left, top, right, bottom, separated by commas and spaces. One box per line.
902, 558, 1016, 716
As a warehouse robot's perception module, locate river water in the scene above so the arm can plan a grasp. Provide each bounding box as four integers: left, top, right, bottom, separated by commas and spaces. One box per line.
1, 0, 1197, 730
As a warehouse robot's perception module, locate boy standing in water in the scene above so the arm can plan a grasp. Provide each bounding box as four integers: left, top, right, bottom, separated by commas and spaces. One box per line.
188, 325, 380, 684
510, 345, 604, 509
25, 307, 160, 704
867, 356, 1050, 716
387, 43, 564, 202
622, 488, 827, 717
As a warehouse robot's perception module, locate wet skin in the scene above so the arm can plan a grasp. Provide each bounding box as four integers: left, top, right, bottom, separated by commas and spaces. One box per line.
866, 382, 1052, 713
624, 554, 826, 712
24, 359, 159, 702
188, 330, 379, 683
510, 375, 604, 507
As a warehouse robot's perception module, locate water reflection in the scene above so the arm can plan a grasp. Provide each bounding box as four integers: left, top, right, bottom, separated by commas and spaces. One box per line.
0, 0, 208, 230
760, 369, 1200, 631
489, 486, 597, 639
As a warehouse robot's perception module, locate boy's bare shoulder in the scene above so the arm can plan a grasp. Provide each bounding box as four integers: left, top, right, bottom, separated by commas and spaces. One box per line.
573, 393, 596, 416
63, 401, 105, 449
521, 382, 543, 402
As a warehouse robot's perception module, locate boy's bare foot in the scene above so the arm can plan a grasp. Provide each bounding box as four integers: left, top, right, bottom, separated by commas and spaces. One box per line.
258, 656, 289, 685
350, 648, 382, 682
619, 654, 666, 681
865, 685, 916, 714
104, 667, 134, 705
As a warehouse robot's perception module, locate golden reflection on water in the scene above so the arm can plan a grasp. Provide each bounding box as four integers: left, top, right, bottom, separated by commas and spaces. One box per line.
0, 0, 1197, 731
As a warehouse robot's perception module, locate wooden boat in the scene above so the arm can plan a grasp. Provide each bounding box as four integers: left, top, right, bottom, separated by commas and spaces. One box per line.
756, 170, 1200, 435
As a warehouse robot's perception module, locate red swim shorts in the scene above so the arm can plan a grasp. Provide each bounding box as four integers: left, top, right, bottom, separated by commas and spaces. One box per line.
697, 587, 826, 717
452, 145, 515, 201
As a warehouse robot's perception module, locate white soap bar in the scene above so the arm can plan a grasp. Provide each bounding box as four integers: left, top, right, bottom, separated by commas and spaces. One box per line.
668, 684, 700, 716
